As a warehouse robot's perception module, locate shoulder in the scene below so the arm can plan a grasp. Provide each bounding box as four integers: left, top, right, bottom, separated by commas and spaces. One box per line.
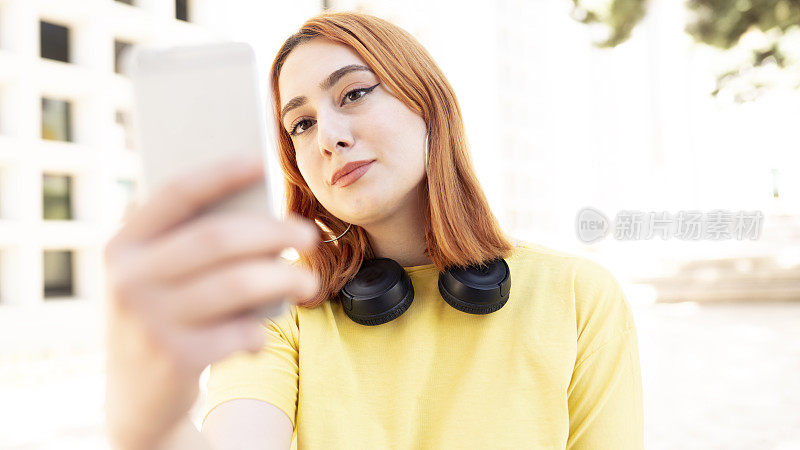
561, 254, 638, 361
518, 242, 637, 366
508, 240, 584, 282
512, 240, 624, 296
511, 241, 634, 329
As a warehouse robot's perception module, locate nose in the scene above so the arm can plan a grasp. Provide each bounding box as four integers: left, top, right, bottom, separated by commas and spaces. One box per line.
317, 109, 354, 157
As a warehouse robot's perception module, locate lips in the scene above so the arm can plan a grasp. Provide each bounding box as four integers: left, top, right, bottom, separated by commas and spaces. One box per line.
331, 159, 375, 186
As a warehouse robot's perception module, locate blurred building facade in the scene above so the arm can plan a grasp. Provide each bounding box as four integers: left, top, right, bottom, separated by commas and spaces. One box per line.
0, 0, 238, 361
0, 2, 317, 447
0, 0, 322, 369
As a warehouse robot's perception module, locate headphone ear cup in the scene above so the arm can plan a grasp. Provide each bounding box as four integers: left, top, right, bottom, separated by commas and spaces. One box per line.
340, 258, 415, 326
438, 258, 511, 315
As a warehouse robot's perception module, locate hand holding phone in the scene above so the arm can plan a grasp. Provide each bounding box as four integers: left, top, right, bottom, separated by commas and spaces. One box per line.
103, 156, 319, 449
101, 43, 321, 448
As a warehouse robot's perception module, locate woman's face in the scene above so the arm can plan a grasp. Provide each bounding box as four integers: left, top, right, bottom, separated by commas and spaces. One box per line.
278, 38, 428, 226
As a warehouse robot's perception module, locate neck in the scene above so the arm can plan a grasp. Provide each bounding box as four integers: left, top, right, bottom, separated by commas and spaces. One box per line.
363, 184, 431, 268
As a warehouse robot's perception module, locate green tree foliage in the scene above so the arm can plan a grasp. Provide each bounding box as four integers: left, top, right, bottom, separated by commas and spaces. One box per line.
571, 0, 800, 99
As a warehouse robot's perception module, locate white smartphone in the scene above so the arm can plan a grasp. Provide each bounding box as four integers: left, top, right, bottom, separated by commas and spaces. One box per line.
125, 42, 287, 319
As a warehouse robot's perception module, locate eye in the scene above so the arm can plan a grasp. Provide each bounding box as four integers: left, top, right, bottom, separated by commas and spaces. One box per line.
288, 83, 380, 137
289, 119, 314, 136
341, 83, 380, 106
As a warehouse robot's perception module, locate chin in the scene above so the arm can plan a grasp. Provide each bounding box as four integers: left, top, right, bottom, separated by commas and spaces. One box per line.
336, 190, 398, 225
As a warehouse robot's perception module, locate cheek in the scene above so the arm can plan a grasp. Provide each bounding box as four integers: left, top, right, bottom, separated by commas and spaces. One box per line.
295, 152, 322, 189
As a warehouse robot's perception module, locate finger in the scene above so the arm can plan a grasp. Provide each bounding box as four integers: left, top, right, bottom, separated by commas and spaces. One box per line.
115, 155, 265, 244
162, 258, 318, 325
185, 314, 267, 367
134, 213, 318, 284
173, 312, 267, 373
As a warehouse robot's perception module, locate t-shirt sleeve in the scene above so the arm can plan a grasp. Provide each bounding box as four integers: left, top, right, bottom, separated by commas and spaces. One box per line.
201, 303, 300, 429
566, 258, 644, 450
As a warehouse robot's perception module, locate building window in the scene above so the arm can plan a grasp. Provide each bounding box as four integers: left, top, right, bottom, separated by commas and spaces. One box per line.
115, 110, 134, 149
41, 98, 72, 142
0, 250, 3, 304
0, 168, 4, 219
42, 174, 72, 220
176, 0, 189, 21
40, 20, 70, 63
114, 39, 133, 75
43, 250, 74, 298
116, 179, 137, 220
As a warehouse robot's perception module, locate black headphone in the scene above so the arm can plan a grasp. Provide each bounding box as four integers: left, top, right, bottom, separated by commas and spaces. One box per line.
339, 256, 511, 326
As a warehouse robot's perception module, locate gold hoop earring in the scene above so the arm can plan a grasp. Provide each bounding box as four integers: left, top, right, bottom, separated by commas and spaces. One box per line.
321, 222, 352, 243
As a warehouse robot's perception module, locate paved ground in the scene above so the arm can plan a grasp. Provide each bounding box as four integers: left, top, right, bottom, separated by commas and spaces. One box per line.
633, 300, 800, 450
2, 301, 799, 449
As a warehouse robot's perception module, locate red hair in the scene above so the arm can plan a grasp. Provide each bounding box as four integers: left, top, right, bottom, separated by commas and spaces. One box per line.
269, 11, 514, 308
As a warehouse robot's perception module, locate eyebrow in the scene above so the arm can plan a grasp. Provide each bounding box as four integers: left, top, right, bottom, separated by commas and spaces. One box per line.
280, 64, 374, 123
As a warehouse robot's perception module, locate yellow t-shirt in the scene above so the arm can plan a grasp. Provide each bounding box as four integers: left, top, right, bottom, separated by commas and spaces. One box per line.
202, 242, 644, 449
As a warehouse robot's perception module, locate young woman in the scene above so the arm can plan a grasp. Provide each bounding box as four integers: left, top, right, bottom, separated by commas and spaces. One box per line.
103, 11, 643, 450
